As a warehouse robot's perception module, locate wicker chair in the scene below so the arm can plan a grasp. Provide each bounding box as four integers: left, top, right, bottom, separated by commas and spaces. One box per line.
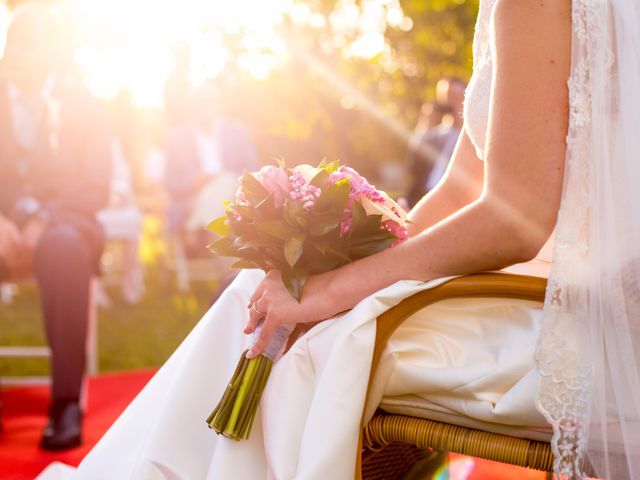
357, 272, 555, 480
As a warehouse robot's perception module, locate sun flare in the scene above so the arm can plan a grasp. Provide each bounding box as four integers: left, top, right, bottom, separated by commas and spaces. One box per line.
67, 0, 295, 107
0, 0, 411, 108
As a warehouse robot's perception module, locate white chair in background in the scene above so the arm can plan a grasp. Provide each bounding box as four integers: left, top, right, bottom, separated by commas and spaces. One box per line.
96, 139, 145, 305
171, 174, 237, 293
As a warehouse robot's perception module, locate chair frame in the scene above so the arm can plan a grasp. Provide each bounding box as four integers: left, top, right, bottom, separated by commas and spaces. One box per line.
357, 272, 554, 479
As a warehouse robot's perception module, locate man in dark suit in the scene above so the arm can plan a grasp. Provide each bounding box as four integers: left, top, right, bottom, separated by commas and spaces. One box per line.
0, 4, 110, 450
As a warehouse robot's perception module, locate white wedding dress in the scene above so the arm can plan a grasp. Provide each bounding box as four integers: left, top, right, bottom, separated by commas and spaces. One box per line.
38, 1, 553, 479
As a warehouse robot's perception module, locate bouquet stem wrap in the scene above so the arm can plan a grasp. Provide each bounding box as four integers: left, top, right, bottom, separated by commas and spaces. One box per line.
206, 323, 292, 440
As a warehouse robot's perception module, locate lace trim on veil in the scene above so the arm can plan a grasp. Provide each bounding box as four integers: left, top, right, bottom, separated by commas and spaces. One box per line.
535, 0, 612, 477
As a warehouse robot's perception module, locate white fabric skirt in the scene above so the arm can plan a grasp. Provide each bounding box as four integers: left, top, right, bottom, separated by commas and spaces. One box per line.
37, 268, 548, 480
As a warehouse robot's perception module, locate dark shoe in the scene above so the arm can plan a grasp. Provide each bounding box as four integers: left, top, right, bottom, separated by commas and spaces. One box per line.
40, 401, 83, 451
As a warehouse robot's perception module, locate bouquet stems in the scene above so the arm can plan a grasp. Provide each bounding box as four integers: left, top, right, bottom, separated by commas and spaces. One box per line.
207, 324, 291, 441
206, 352, 274, 440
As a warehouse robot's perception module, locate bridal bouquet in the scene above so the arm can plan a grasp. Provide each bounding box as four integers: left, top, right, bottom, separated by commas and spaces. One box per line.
205, 161, 408, 440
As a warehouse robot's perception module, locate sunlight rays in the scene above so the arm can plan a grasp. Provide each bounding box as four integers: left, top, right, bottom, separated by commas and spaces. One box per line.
67, 0, 293, 106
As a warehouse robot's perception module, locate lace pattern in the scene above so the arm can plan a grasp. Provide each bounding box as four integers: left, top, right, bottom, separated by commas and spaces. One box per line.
462, 0, 496, 160
465, 0, 615, 477
535, 0, 611, 477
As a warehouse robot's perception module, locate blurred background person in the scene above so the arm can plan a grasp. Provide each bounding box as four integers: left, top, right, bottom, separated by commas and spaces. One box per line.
164, 82, 258, 241
405, 76, 466, 207
412, 101, 445, 135
96, 88, 145, 306
164, 42, 194, 130
0, 3, 110, 450
164, 80, 258, 292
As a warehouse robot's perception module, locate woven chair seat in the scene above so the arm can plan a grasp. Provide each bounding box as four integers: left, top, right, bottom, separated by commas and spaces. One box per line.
357, 273, 556, 479
364, 411, 554, 472
379, 395, 552, 442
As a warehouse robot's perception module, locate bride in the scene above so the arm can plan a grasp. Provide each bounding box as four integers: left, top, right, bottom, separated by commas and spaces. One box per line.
39, 0, 640, 478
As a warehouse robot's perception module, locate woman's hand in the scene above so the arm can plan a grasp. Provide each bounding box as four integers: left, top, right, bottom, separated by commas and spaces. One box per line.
245, 270, 320, 359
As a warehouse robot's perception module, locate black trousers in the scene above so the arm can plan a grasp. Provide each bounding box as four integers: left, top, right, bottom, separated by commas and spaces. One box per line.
34, 223, 96, 402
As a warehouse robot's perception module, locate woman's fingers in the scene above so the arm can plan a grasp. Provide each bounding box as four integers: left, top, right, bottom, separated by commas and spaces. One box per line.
244, 294, 266, 334
246, 314, 277, 359
245, 281, 267, 333
248, 282, 265, 309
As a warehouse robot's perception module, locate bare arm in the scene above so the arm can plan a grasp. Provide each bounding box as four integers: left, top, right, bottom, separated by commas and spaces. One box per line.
247, 0, 572, 357
407, 128, 484, 236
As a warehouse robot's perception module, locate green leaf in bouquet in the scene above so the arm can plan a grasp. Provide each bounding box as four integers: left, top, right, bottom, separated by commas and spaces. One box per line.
307, 214, 340, 237
228, 220, 256, 239
207, 216, 231, 237
349, 235, 397, 259
308, 239, 351, 263
283, 200, 307, 228
231, 204, 255, 219
232, 259, 261, 269
284, 234, 305, 267
349, 203, 388, 242
262, 246, 288, 269
255, 192, 279, 218
208, 236, 241, 257
235, 236, 278, 251
282, 269, 307, 301
314, 179, 350, 215
300, 243, 344, 274
232, 236, 258, 252
309, 169, 330, 189
255, 220, 296, 240
350, 202, 383, 233
309, 160, 339, 189
350, 217, 385, 242
351, 228, 397, 247
242, 171, 269, 205
317, 159, 340, 174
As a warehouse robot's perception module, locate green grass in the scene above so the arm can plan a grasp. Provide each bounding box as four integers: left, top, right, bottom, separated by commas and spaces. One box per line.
0, 266, 219, 377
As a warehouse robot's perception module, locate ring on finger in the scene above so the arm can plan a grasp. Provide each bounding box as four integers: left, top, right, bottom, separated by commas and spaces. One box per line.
252, 301, 265, 316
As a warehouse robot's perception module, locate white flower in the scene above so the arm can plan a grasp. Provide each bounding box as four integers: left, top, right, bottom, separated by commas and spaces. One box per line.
292, 164, 322, 183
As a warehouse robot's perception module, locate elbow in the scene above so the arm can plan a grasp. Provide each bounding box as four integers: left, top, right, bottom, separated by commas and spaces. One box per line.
501, 225, 551, 266
515, 211, 557, 263
480, 195, 556, 265
512, 238, 545, 264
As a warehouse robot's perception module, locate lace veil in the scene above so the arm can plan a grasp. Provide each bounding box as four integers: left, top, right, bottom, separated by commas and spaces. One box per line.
535, 0, 640, 478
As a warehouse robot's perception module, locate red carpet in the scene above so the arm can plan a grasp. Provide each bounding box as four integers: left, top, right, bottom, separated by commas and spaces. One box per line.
0, 370, 544, 480
0, 370, 155, 480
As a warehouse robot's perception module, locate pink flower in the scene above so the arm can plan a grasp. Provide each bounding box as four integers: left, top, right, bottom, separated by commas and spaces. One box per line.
255, 165, 290, 208
339, 212, 353, 237
382, 220, 408, 246
328, 167, 385, 204
234, 182, 249, 206
289, 171, 321, 211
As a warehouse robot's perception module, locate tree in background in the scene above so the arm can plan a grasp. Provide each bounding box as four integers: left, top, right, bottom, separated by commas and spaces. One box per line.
0, 0, 479, 192
216, 0, 479, 190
